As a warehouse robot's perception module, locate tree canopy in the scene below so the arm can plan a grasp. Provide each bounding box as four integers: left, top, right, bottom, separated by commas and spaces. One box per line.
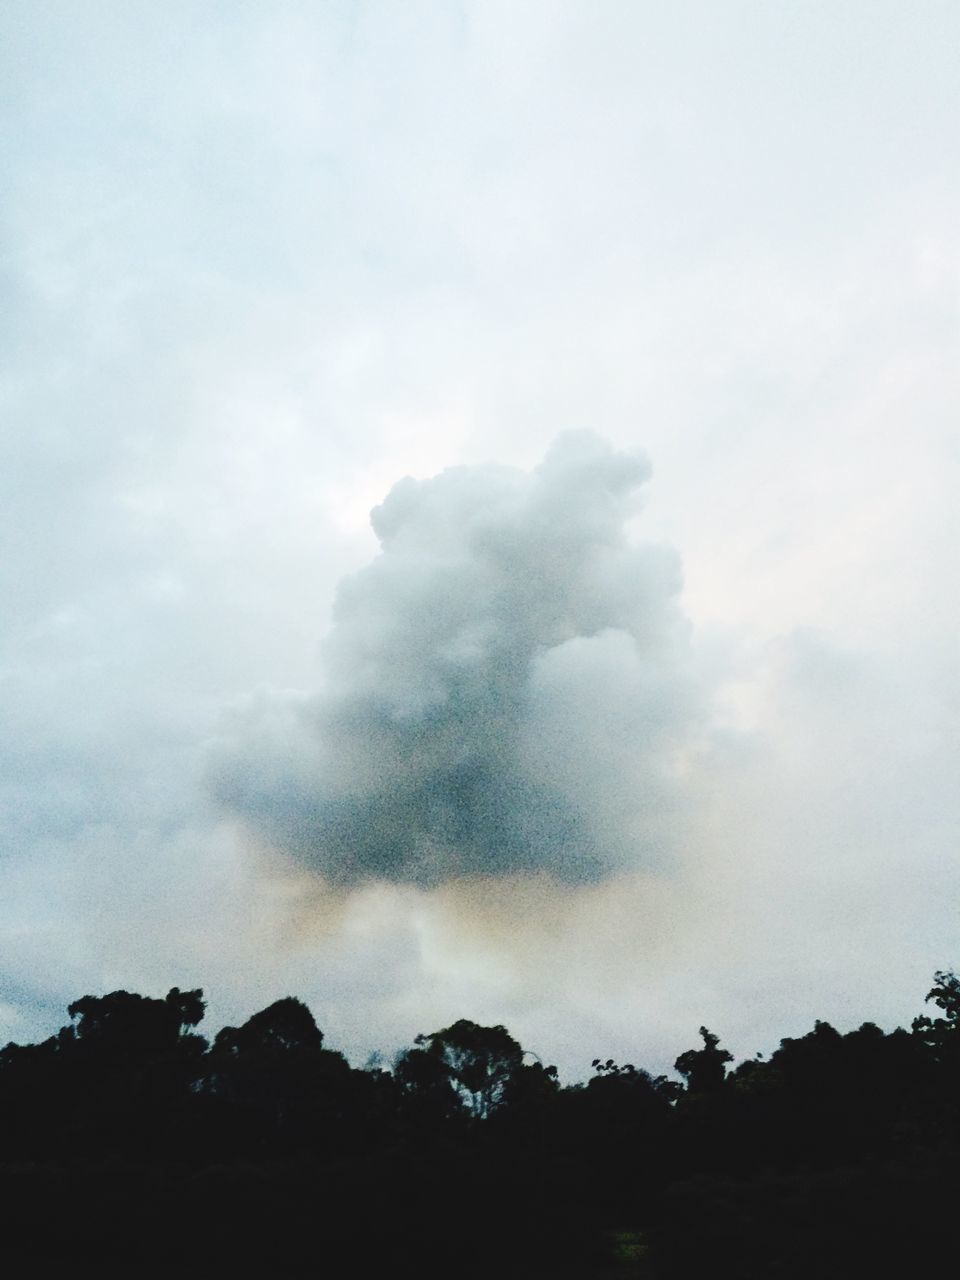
2, 970, 959, 1278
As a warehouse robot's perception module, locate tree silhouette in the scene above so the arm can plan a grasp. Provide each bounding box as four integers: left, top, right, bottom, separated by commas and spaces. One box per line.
674, 1027, 732, 1094
913, 969, 960, 1072
211, 996, 323, 1056
411, 1019, 524, 1119
1, 970, 959, 1277
67, 987, 207, 1058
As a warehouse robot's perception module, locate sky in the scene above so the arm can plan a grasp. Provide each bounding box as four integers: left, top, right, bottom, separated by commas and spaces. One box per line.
1, 0, 959, 1078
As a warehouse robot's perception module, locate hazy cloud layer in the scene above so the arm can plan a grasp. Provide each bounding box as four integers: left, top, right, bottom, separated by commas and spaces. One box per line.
1, 2, 958, 1077
211, 434, 702, 885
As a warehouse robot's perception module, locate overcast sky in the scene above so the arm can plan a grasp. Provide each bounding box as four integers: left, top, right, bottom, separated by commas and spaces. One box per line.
2, 0, 958, 1077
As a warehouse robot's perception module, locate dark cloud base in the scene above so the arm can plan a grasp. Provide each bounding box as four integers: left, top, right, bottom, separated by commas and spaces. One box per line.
209, 433, 701, 886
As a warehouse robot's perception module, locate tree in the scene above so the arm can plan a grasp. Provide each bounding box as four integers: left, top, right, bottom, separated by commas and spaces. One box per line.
925, 970, 960, 1022
411, 1020, 525, 1119
588, 1058, 681, 1105
674, 1027, 733, 1094
66, 987, 207, 1058
203, 997, 356, 1152
913, 969, 960, 1067
393, 1044, 464, 1122
211, 997, 323, 1056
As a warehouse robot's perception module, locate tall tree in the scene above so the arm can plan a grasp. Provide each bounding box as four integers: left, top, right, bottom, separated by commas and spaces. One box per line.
412, 1020, 524, 1119
674, 1027, 732, 1094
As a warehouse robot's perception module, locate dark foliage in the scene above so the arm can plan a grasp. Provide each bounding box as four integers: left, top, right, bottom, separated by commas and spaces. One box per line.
2, 971, 960, 1276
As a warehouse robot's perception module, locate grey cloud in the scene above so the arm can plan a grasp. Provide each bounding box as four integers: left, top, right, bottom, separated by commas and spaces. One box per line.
209, 433, 703, 886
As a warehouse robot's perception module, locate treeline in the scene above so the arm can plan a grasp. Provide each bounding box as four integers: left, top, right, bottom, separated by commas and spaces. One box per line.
2, 973, 960, 1276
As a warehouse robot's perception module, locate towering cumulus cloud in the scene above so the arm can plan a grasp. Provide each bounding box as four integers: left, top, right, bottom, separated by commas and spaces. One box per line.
210, 434, 703, 886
